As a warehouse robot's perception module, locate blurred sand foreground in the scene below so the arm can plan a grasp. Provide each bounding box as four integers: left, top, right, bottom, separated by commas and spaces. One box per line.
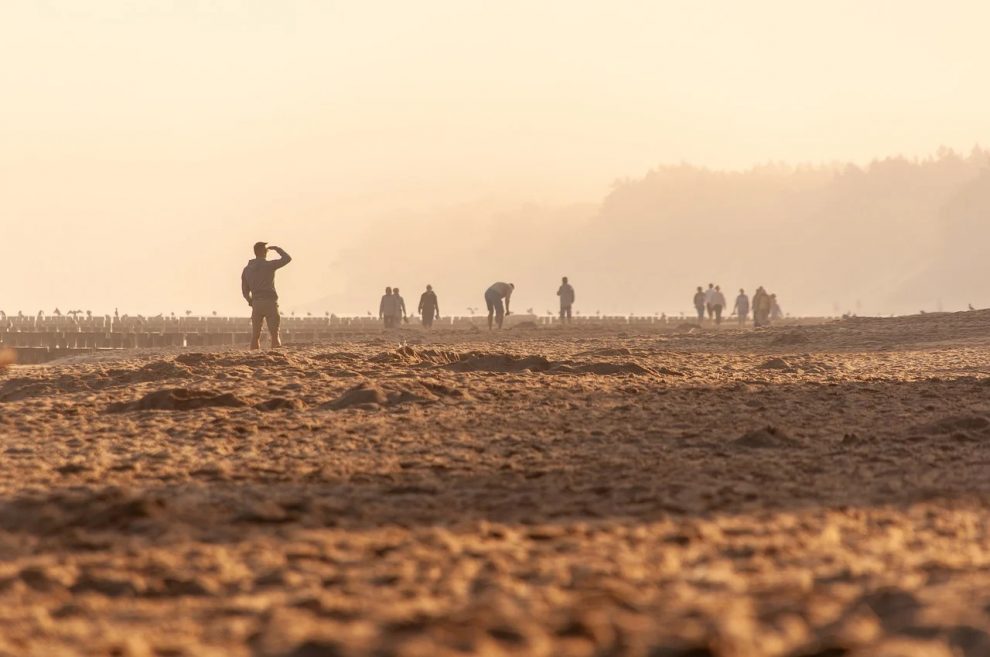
1, 313, 989, 657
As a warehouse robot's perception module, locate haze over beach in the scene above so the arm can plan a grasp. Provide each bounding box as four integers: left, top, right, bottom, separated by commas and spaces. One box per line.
4, 1, 990, 316
6, 3, 990, 657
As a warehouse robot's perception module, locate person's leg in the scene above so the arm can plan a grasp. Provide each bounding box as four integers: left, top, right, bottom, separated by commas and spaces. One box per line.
565, 306, 572, 322
715, 305, 722, 325
251, 307, 264, 349
495, 298, 505, 329
486, 292, 496, 330
268, 302, 281, 347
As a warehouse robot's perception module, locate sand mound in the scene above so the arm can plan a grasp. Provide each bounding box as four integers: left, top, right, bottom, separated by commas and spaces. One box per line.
444, 353, 552, 373
174, 352, 221, 366
758, 357, 793, 371
310, 351, 363, 363
371, 347, 674, 378
550, 362, 658, 376
324, 383, 389, 410
0, 488, 169, 534
370, 346, 461, 365
323, 382, 439, 411
920, 414, 990, 434
771, 331, 810, 346
0, 379, 58, 402
131, 360, 192, 381
0, 359, 194, 402
108, 388, 248, 412
419, 380, 472, 400
576, 347, 635, 357
908, 414, 990, 443
254, 397, 307, 412
732, 426, 801, 449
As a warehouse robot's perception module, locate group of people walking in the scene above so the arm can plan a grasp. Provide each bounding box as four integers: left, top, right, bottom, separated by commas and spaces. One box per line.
378, 285, 441, 329
693, 283, 782, 327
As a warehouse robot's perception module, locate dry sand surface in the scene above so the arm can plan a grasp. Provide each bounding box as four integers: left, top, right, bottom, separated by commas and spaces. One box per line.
2, 313, 990, 657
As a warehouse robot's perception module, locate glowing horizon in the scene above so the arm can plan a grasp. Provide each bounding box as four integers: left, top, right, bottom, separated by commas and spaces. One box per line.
2, 1, 989, 315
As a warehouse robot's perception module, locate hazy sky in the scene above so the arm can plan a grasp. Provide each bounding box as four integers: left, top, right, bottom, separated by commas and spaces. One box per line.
2, 1, 989, 314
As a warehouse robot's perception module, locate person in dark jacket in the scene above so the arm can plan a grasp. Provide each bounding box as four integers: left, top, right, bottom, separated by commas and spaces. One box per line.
418, 285, 440, 328
557, 276, 575, 322
693, 286, 706, 322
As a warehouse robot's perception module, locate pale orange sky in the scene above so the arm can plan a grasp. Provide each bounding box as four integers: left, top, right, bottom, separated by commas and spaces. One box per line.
2, 1, 989, 314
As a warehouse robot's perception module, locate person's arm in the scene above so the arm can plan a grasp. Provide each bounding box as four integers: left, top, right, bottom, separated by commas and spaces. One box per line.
268, 246, 292, 269
418, 295, 424, 315
557, 287, 562, 297
435, 297, 440, 319
504, 290, 512, 314
379, 297, 385, 318
241, 270, 252, 305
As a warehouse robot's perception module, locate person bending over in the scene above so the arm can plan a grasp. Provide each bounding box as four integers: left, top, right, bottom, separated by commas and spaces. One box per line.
485, 282, 514, 330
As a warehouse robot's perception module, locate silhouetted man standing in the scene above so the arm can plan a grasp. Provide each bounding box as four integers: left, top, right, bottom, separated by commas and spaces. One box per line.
557, 276, 575, 322
242, 242, 291, 349
418, 285, 440, 328
485, 282, 514, 330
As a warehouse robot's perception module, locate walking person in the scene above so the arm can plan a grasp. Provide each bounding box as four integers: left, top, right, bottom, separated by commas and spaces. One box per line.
770, 294, 783, 321
418, 285, 440, 328
241, 242, 292, 349
693, 286, 706, 322
485, 282, 514, 330
753, 286, 771, 327
704, 283, 716, 321
379, 287, 397, 328
393, 287, 407, 325
711, 285, 726, 326
557, 276, 575, 323
733, 289, 750, 326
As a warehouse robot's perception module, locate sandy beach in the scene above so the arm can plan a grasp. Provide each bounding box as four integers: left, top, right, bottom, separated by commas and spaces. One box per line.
1, 312, 989, 656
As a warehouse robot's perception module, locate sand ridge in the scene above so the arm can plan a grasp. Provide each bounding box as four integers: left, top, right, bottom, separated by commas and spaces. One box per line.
1, 312, 990, 656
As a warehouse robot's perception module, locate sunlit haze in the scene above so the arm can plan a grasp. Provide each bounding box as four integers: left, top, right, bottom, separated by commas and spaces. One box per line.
3, 0, 989, 316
